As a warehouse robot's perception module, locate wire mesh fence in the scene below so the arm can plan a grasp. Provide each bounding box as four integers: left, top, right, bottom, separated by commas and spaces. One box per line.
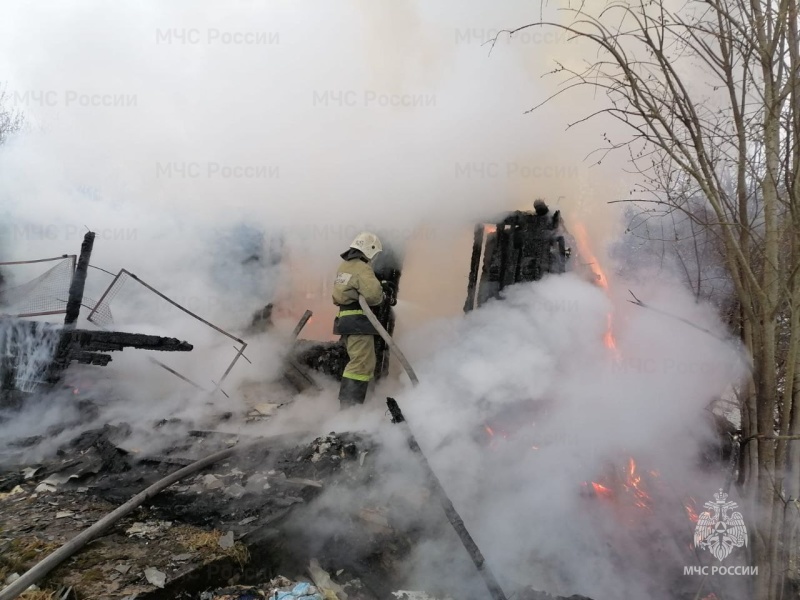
0, 255, 76, 317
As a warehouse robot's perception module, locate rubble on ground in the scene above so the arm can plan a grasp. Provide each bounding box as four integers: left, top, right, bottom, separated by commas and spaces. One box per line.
1, 412, 596, 600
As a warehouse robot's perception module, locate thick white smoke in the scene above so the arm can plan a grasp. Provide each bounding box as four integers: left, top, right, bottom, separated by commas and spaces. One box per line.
0, 2, 747, 599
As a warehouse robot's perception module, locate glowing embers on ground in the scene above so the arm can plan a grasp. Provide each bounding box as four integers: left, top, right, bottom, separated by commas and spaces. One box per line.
483, 425, 508, 450
571, 222, 618, 354
583, 458, 658, 513
684, 496, 700, 523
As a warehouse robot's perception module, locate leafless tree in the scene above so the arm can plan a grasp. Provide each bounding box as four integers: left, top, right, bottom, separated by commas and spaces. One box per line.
0, 84, 23, 146
494, 1, 800, 597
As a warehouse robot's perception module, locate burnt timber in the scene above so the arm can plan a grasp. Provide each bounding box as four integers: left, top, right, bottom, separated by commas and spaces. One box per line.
1, 231, 193, 400
465, 202, 571, 312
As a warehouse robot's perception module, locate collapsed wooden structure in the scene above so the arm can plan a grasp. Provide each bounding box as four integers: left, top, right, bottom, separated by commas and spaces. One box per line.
464, 203, 570, 312
0, 232, 193, 404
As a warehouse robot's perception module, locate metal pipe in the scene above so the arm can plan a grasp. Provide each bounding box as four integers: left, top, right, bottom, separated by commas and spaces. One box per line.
386, 399, 507, 600
123, 270, 244, 344
0, 255, 75, 266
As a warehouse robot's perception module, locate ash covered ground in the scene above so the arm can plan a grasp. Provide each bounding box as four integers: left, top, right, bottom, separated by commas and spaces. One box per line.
1, 381, 589, 600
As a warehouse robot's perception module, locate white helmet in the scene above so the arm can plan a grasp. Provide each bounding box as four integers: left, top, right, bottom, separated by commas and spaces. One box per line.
349, 231, 382, 259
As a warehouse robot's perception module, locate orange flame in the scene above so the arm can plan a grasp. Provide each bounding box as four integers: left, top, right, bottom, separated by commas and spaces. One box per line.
484, 224, 497, 234
591, 482, 614, 498
684, 497, 700, 523
572, 222, 618, 353
623, 457, 652, 510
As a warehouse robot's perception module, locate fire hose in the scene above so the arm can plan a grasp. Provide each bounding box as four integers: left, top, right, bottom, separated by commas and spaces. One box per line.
358, 295, 508, 600
357, 295, 419, 385
0, 309, 320, 600
1, 304, 505, 600
0, 443, 252, 600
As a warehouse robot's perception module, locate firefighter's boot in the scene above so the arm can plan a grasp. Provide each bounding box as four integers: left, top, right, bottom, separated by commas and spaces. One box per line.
338, 377, 369, 408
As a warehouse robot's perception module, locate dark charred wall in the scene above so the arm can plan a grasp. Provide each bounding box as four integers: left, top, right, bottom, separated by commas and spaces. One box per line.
466, 206, 570, 312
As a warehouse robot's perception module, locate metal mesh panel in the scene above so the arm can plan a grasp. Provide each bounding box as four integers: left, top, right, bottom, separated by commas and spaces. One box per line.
86, 271, 130, 328
0, 256, 76, 317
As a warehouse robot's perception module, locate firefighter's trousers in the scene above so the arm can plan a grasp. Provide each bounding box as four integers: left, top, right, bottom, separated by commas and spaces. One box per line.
342, 335, 376, 381
339, 334, 376, 407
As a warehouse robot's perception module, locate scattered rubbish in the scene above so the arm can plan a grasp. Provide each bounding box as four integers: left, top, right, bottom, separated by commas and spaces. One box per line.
273, 581, 324, 600
42, 473, 78, 486
126, 520, 172, 538
144, 566, 166, 588
55, 511, 74, 519
0, 485, 25, 500
225, 483, 247, 499
285, 477, 323, 489
218, 530, 235, 549
358, 508, 391, 533
308, 559, 347, 599
203, 474, 224, 490
252, 403, 279, 417
171, 553, 192, 562
392, 593, 454, 600
34, 482, 57, 493
201, 585, 266, 600
114, 564, 131, 574
22, 467, 40, 479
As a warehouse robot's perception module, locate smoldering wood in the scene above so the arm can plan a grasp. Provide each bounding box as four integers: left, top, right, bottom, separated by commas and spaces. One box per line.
463, 224, 485, 313
290, 310, 313, 339
48, 232, 96, 380
466, 207, 571, 312
65, 330, 192, 352
386, 397, 508, 600
0, 317, 193, 400
64, 233, 95, 328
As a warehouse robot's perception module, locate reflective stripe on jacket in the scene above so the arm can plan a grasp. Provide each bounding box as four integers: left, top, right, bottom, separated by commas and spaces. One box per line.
332, 258, 383, 335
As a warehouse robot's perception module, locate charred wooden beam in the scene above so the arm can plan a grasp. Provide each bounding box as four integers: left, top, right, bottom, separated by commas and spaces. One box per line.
64, 232, 95, 328
65, 330, 193, 353
70, 351, 113, 366
463, 224, 485, 313
47, 232, 96, 381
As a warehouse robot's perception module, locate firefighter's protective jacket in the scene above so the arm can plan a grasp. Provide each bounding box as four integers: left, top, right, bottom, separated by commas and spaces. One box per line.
332, 257, 384, 335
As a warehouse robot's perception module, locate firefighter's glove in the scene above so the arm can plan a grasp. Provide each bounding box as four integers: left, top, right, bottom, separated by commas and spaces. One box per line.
381, 281, 397, 306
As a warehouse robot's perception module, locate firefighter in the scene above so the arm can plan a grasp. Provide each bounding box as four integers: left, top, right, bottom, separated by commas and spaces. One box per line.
332, 232, 391, 407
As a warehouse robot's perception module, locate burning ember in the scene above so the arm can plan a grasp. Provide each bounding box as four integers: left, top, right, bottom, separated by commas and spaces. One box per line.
684, 497, 700, 523
484, 424, 509, 449
590, 482, 614, 498
622, 457, 651, 510
585, 457, 655, 512
571, 222, 619, 354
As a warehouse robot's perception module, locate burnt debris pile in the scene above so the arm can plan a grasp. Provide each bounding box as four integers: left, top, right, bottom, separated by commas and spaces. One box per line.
0, 232, 194, 405
0, 419, 596, 600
